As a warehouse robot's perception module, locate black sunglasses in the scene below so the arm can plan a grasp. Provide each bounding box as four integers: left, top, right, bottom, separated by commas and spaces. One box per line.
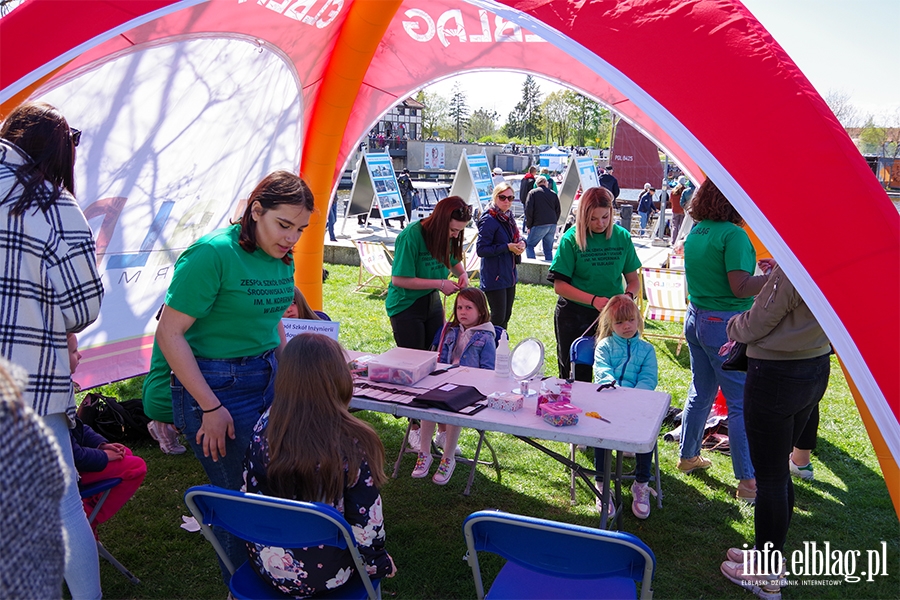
70, 128, 82, 147
450, 206, 472, 221
497, 194, 515, 201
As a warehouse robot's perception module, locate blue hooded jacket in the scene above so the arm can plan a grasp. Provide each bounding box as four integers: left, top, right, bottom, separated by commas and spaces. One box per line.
592, 332, 658, 390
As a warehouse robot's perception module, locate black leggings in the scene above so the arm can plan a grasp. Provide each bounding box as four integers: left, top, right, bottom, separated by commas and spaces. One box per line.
389, 291, 444, 350
484, 286, 516, 331
554, 297, 600, 380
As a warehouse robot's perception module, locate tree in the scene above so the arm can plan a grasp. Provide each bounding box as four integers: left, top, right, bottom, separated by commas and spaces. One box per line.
567, 93, 610, 147
448, 83, 470, 142
504, 75, 543, 143
541, 91, 574, 146
467, 108, 498, 141
824, 89, 860, 128
415, 90, 449, 139
859, 115, 888, 156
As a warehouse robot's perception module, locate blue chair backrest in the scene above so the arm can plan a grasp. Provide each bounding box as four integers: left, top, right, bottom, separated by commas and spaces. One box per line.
314, 310, 331, 321
464, 510, 655, 582
185, 486, 351, 550
569, 336, 595, 367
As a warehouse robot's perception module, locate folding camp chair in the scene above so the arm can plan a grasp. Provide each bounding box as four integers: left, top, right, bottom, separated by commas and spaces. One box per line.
79, 478, 140, 584
184, 485, 381, 600
640, 267, 687, 355
667, 253, 685, 270
353, 241, 393, 296
463, 510, 656, 600
568, 336, 663, 511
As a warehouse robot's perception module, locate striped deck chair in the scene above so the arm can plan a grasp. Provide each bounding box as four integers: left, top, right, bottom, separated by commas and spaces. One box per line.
641, 267, 687, 355
354, 240, 393, 296
462, 237, 481, 278
668, 253, 685, 270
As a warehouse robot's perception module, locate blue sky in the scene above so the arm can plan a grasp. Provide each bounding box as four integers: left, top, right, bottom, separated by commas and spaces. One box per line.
425, 0, 899, 122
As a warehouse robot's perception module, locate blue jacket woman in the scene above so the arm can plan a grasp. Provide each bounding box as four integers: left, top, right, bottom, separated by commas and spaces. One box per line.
476, 183, 524, 330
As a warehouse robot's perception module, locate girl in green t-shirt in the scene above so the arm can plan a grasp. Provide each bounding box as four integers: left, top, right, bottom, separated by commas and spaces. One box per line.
548, 187, 641, 380
156, 171, 315, 576
386, 196, 472, 350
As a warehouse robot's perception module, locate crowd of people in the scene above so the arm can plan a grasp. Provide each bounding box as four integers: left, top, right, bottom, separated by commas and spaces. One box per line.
0, 101, 832, 600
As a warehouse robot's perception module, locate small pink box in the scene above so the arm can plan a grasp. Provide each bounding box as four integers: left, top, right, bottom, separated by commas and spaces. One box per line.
487, 392, 524, 412
541, 402, 582, 427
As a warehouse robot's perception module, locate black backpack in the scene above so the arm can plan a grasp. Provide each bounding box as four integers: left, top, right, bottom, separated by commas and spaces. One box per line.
77, 393, 152, 443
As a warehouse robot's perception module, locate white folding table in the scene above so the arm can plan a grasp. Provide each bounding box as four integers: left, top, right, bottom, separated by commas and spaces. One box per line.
350, 366, 670, 529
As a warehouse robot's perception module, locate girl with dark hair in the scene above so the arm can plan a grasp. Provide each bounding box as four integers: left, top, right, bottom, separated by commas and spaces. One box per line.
548, 186, 641, 380
385, 195, 472, 350
1, 101, 105, 599
156, 170, 314, 573
677, 178, 772, 503
413, 288, 496, 485
244, 334, 396, 597
477, 182, 525, 330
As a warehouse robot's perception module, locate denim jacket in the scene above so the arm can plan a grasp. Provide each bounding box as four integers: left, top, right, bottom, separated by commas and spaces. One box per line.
592, 332, 658, 390
438, 323, 496, 370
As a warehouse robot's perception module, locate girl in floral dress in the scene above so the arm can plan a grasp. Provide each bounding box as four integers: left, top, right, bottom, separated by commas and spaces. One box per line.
243, 334, 396, 597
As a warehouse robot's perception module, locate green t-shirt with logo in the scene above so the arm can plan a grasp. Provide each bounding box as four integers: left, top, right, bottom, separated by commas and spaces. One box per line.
385, 221, 457, 317
142, 339, 172, 422
549, 224, 642, 307
165, 224, 294, 359
684, 220, 756, 311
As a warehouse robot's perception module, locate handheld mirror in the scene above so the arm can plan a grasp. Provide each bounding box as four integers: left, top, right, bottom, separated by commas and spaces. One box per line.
510, 337, 544, 381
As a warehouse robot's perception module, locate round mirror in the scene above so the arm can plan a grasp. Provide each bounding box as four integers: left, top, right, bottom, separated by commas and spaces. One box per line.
510, 337, 545, 380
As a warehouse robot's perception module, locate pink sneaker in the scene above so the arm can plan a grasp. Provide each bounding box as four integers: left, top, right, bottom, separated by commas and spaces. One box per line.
411, 453, 433, 478
432, 456, 456, 485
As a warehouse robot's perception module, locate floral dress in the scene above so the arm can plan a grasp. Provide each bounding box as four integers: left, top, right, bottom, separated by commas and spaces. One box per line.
242, 409, 392, 597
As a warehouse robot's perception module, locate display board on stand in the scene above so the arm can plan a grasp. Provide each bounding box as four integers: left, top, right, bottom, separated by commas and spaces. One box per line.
449, 152, 494, 212
556, 154, 601, 227
342, 152, 407, 232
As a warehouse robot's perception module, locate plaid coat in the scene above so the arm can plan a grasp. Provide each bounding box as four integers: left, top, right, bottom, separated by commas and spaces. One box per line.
0, 140, 104, 421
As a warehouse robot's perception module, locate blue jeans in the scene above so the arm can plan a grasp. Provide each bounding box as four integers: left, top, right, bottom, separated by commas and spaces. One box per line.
525, 223, 556, 261
43, 413, 102, 600
172, 350, 276, 576
638, 211, 650, 235
679, 304, 754, 480
745, 355, 830, 553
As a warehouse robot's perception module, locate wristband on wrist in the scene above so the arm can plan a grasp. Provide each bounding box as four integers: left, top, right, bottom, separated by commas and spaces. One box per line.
625, 291, 635, 300
202, 403, 223, 414
591, 295, 599, 309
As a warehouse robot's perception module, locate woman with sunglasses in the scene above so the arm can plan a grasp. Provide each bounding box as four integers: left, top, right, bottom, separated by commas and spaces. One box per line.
0, 101, 105, 599
386, 195, 471, 350
476, 182, 525, 330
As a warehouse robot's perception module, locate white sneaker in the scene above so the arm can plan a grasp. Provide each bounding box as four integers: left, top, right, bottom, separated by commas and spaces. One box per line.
148, 420, 186, 455
407, 427, 421, 451
434, 430, 462, 455
432, 456, 456, 485
789, 459, 814, 480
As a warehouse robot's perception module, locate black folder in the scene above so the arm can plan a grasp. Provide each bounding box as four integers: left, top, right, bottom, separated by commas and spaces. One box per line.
412, 384, 486, 412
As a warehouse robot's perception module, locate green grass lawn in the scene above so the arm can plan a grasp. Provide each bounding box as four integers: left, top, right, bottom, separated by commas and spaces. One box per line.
87, 263, 899, 599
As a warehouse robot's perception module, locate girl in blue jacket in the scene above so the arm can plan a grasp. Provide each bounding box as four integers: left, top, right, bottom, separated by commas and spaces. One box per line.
413, 288, 496, 486
592, 295, 658, 519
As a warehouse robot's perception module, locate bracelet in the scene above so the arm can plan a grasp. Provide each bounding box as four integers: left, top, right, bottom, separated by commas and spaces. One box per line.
202, 403, 223, 414
591, 295, 599, 309
625, 291, 635, 300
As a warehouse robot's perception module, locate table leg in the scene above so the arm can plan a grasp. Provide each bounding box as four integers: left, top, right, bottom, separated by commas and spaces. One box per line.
393, 421, 413, 479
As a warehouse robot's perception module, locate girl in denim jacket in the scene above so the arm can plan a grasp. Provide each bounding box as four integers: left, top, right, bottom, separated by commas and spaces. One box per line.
593, 295, 658, 519
412, 288, 496, 485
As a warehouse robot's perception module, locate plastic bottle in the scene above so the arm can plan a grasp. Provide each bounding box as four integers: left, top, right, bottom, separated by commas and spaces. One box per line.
494, 330, 510, 378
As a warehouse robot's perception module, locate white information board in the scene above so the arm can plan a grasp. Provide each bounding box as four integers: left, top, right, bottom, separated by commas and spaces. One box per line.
343, 152, 407, 228
449, 152, 494, 210
282, 318, 340, 342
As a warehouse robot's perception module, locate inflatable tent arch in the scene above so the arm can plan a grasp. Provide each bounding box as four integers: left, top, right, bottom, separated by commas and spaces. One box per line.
1, 0, 897, 512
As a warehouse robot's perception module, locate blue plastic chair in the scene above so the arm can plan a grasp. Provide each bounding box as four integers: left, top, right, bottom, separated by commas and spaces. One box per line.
567, 336, 664, 511
463, 510, 656, 599
184, 486, 381, 599
79, 478, 140, 584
